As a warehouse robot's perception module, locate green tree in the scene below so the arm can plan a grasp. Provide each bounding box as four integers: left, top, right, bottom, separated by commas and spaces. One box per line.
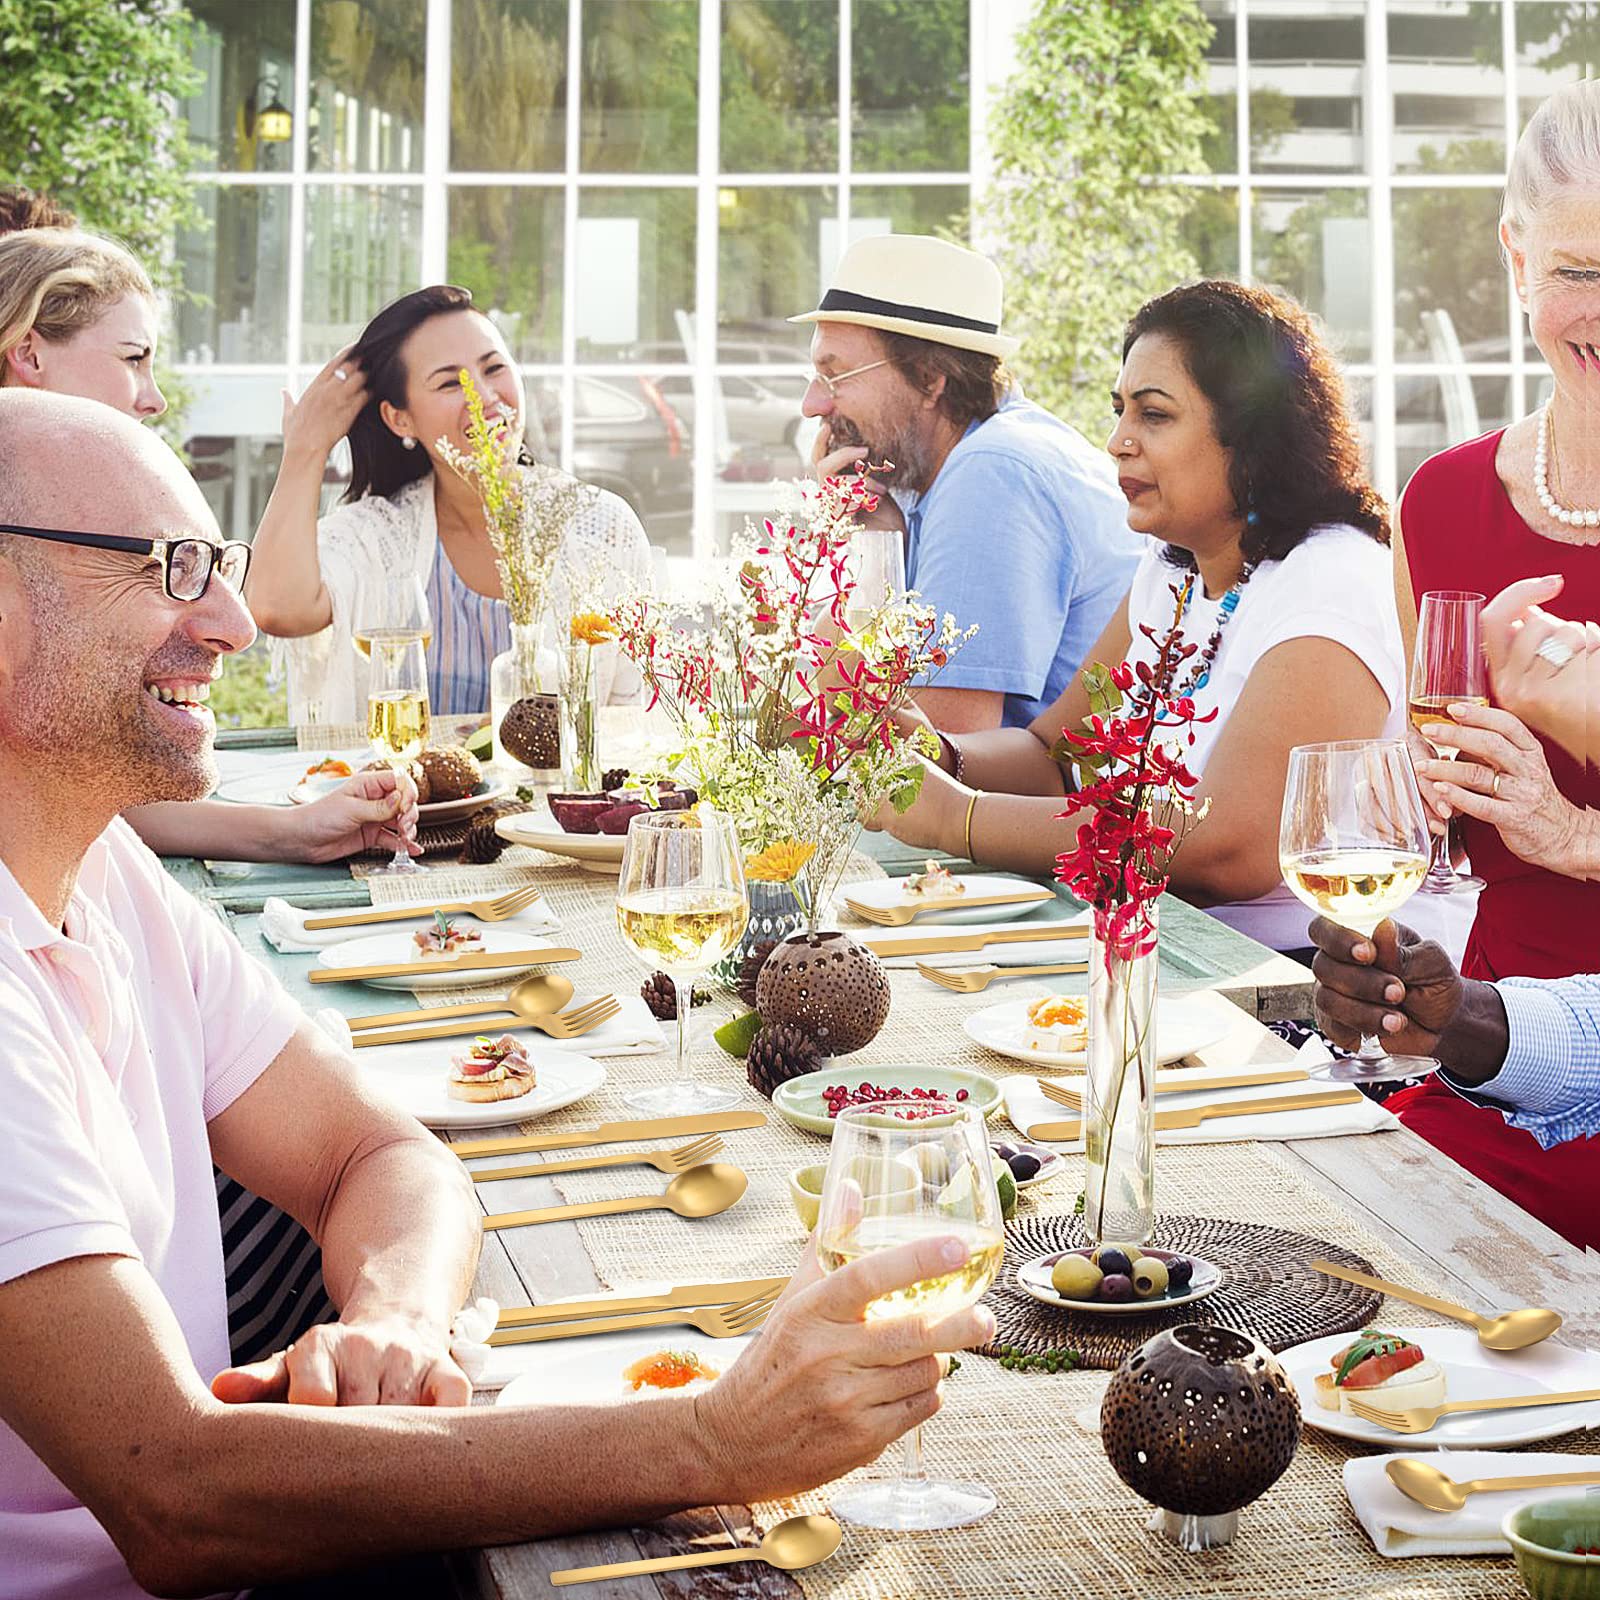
983, 0, 1213, 438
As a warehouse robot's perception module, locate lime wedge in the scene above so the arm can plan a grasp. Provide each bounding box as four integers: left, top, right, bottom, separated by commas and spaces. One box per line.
714, 1010, 762, 1060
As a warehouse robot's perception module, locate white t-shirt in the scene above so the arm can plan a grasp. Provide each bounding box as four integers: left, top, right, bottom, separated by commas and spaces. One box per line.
1122, 524, 1405, 951
0, 820, 303, 1600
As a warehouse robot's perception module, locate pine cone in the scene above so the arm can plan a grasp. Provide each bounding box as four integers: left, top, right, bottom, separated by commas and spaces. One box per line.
459, 809, 507, 865
602, 767, 631, 793
640, 973, 709, 1020
746, 1022, 821, 1099
735, 939, 778, 1010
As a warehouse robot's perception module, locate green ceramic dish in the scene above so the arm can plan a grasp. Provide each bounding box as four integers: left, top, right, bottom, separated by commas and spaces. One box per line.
1502, 1496, 1599, 1600
771, 1063, 1003, 1138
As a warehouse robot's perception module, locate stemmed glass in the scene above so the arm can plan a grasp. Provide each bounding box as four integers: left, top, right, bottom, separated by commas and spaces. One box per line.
615, 809, 749, 1114
366, 635, 430, 877
1279, 739, 1439, 1084
844, 526, 907, 636
815, 1101, 1004, 1530
1409, 589, 1488, 895
354, 574, 432, 660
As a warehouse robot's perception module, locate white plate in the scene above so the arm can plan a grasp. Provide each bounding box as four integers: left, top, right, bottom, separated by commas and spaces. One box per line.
843, 874, 1057, 927
313, 927, 570, 991
964, 995, 1230, 1070
289, 774, 508, 826
494, 810, 626, 873
357, 1038, 605, 1129
213, 751, 365, 806
1283, 1326, 1600, 1449
494, 1328, 752, 1406
1016, 1248, 1224, 1315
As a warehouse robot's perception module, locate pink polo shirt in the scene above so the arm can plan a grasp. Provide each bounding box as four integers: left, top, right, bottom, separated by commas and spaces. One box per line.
0, 818, 303, 1600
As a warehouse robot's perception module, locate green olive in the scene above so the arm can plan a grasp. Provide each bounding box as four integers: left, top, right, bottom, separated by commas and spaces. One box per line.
1050, 1254, 1104, 1300
1131, 1257, 1170, 1299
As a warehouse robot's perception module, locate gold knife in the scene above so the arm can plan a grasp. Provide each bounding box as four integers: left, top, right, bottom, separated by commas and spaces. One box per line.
496, 1277, 792, 1329
451, 1111, 767, 1159
843, 888, 1054, 917
308, 946, 581, 983
1041, 1067, 1313, 1103
303, 899, 534, 931
489, 1303, 775, 1347
1027, 1087, 1364, 1141
864, 923, 1089, 958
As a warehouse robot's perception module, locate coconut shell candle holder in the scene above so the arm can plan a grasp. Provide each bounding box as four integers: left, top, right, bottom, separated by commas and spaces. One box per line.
1100, 1323, 1300, 1551
754, 930, 890, 1056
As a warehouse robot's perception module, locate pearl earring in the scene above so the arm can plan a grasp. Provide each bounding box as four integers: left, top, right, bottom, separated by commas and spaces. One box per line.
401, 436, 416, 451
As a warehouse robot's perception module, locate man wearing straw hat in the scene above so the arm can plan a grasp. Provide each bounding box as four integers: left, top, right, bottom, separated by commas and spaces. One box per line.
794, 233, 1140, 734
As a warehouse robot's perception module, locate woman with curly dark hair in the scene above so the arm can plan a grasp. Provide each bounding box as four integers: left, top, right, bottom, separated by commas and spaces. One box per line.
876, 279, 1403, 951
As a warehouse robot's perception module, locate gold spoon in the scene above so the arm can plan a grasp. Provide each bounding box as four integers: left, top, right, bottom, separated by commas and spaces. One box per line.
1386, 1457, 1600, 1513
550, 1514, 842, 1586
347, 971, 575, 1032
482, 1162, 748, 1231
1311, 1259, 1563, 1351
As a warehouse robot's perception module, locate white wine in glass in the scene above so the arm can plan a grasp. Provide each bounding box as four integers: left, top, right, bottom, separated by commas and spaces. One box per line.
1409, 589, 1487, 895
816, 1102, 1004, 1531
615, 809, 748, 1115
366, 635, 429, 877
1279, 739, 1438, 1084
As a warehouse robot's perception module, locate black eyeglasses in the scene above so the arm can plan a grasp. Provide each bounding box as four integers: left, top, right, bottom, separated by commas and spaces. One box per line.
0, 523, 251, 602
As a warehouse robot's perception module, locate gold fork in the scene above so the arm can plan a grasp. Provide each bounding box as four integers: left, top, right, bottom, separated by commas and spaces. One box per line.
351, 995, 620, 1049
468, 1134, 725, 1183
1040, 1068, 1311, 1108
487, 1291, 777, 1347
917, 961, 1087, 993
843, 889, 1053, 926
1343, 1387, 1600, 1434
303, 883, 542, 931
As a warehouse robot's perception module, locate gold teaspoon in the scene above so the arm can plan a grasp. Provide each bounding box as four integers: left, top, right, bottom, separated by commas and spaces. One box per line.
550, 1514, 843, 1586
482, 1162, 748, 1231
1311, 1259, 1562, 1351
1385, 1457, 1600, 1513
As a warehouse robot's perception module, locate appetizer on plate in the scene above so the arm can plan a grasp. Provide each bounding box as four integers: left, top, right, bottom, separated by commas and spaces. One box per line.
623, 1349, 721, 1394
905, 860, 964, 898
303, 756, 354, 780
447, 1035, 537, 1103
412, 911, 485, 959
1023, 994, 1088, 1054
1312, 1328, 1446, 1415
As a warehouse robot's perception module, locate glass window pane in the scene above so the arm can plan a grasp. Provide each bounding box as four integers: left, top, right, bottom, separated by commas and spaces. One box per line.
447, 187, 564, 362
1247, 3, 1366, 174
574, 189, 696, 360
580, 1, 699, 173
177, 188, 292, 363
1181, 187, 1241, 279
850, 184, 966, 240
307, 0, 425, 173
1517, 1, 1600, 125
1253, 188, 1371, 360
1197, 0, 1237, 174
718, 186, 835, 360
721, 0, 837, 172
1343, 371, 1374, 483
451, 0, 567, 171
1396, 374, 1512, 487
185, 1, 298, 173
1392, 185, 1509, 360
184, 376, 291, 535
302, 185, 423, 360
1390, 2, 1505, 174
852, 0, 969, 172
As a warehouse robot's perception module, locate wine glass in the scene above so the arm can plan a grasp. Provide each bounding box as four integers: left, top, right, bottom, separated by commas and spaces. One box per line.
1410, 589, 1487, 895
844, 526, 907, 636
816, 1100, 1005, 1530
366, 635, 430, 877
354, 573, 432, 659
615, 809, 749, 1114
1279, 739, 1439, 1084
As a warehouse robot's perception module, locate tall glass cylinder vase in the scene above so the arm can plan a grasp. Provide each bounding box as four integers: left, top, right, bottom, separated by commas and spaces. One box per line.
491, 618, 561, 785
559, 641, 601, 792
1083, 900, 1159, 1247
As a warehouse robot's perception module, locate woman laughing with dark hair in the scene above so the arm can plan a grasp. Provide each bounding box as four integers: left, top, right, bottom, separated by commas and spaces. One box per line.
878, 280, 1404, 953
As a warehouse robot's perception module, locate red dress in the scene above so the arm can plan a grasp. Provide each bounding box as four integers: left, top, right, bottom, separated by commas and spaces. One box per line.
1389, 429, 1600, 1246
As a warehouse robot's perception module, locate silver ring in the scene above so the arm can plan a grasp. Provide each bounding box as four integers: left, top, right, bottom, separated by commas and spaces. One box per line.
334, 368, 348, 382
1535, 636, 1577, 670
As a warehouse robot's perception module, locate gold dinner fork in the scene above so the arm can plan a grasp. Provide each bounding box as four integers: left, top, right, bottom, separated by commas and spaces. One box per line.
468, 1134, 725, 1184
1343, 1387, 1600, 1434
487, 1291, 778, 1347
350, 995, 620, 1049
303, 883, 542, 931
843, 889, 1052, 926
917, 961, 1087, 993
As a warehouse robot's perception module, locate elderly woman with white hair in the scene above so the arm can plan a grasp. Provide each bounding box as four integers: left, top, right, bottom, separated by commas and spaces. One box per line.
1384, 78, 1600, 1248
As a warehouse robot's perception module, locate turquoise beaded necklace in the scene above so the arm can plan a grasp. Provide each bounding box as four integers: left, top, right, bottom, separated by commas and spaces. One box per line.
1171, 562, 1254, 698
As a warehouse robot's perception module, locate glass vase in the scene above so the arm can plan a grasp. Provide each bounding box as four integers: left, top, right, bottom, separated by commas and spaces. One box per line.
491, 618, 561, 785
713, 871, 809, 989
1083, 900, 1159, 1247
559, 641, 602, 793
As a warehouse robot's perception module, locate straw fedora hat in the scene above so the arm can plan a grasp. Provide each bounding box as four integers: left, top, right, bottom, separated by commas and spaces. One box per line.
790, 234, 1020, 358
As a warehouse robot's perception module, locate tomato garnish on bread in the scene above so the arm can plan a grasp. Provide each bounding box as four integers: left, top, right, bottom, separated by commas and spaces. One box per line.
1312, 1329, 1439, 1412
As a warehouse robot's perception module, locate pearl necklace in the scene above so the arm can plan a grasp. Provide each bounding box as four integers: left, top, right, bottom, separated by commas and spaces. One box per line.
1534, 406, 1600, 528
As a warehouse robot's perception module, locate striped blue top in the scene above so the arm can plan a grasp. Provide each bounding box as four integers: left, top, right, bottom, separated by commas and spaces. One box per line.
1446, 973, 1600, 1148
424, 534, 510, 716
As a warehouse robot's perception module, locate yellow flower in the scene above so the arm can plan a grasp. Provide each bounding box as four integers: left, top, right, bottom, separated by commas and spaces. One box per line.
570, 611, 616, 646
744, 839, 817, 882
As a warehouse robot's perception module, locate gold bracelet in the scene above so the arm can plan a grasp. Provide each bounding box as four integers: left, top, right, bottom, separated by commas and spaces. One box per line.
964, 789, 984, 861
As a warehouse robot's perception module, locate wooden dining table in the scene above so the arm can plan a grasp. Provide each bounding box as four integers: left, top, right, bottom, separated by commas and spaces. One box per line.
191, 733, 1597, 1600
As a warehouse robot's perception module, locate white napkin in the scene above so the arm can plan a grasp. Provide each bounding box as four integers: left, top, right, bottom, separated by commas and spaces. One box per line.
354, 992, 667, 1061
260, 894, 560, 953
1003, 1038, 1397, 1148
1345, 1449, 1594, 1558
869, 914, 1093, 970
449, 1296, 503, 1390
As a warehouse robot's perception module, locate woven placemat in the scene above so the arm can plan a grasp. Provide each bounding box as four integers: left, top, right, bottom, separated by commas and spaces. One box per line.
980, 1213, 1385, 1370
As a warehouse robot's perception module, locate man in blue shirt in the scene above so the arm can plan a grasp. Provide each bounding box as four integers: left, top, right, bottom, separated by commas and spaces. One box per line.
792, 234, 1141, 732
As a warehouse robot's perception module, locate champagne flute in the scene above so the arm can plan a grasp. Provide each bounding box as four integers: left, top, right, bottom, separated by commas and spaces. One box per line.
616, 809, 749, 1114
367, 635, 430, 877
1409, 589, 1488, 895
354, 573, 432, 658
843, 526, 907, 636
816, 1100, 1005, 1530
1279, 739, 1439, 1084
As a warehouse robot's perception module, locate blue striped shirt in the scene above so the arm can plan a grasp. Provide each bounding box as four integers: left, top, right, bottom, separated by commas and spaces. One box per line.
1445, 973, 1600, 1148
424, 534, 510, 716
